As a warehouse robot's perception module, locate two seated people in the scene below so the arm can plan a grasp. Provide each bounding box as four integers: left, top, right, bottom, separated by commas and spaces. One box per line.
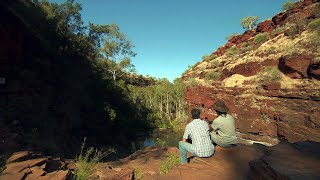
179, 100, 237, 164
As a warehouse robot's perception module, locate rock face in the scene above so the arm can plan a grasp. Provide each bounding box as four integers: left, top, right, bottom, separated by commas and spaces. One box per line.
0, 151, 73, 180
248, 141, 320, 179
212, 0, 317, 57
90, 142, 320, 180
185, 86, 320, 145
278, 55, 312, 78
183, 0, 320, 145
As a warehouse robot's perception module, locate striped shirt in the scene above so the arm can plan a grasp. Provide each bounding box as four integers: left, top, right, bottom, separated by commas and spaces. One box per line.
183, 119, 214, 157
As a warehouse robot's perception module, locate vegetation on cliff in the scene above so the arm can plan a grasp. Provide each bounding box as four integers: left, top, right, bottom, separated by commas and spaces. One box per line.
182, 0, 320, 89
0, 0, 188, 158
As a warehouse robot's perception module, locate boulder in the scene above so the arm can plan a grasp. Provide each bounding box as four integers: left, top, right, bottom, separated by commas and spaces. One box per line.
278, 55, 312, 78
248, 141, 320, 179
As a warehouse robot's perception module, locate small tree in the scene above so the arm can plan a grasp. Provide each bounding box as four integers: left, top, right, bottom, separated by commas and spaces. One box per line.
240, 16, 259, 30
281, 1, 296, 11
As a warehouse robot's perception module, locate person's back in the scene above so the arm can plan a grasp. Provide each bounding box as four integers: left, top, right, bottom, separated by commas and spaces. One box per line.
210, 100, 237, 148
211, 114, 237, 147
185, 119, 214, 157
179, 108, 214, 164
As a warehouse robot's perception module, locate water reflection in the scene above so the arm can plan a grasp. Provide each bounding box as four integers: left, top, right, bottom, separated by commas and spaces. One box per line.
136, 129, 184, 149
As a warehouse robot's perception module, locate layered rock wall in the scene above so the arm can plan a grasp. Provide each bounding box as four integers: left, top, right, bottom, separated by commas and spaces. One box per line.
185, 85, 320, 145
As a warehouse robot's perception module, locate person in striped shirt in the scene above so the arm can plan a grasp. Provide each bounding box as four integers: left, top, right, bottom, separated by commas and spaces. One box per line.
179, 108, 214, 164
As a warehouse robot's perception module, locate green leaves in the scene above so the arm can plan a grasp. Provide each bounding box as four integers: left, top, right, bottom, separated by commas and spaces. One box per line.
240, 16, 259, 30
281, 1, 296, 11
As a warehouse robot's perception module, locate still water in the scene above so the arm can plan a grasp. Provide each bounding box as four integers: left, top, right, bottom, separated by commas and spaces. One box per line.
135, 129, 184, 149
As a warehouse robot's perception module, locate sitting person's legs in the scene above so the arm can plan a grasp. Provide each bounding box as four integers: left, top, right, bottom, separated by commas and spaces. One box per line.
179, 141, 195, 164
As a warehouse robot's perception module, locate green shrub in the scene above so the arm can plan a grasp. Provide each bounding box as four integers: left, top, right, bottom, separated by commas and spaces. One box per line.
308, 32, 320, 49
266, 46, 277, 54
241, 42, 250, 48
281, 1, 296, 11
307, 18, 320, 32
74, 138, 116, 180
253, 33, 270, 45
134, 166, 144, 180
205, 70, 222, 81
271, 25, 287, 36
258, 66, 282, 83
226, 33, 240, 41
285, 25, 300, 37
240, 42, 254, 52
160, 153, 180, 174
210, 60, 219, 68
203, 54, 217, 62
226, 46, 240, 56
186, 78, 198, 87
261, 113, 270, 121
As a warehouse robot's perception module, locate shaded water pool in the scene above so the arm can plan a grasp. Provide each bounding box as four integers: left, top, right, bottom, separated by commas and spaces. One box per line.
135, 129, 184, 149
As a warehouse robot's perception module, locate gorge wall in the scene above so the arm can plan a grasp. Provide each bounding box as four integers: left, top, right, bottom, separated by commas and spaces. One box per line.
183, 0, 320, 145
185, 85, 320, 145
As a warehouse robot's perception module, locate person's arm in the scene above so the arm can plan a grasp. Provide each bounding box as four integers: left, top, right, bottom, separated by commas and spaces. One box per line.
182, 124, 190, 141
211, 118, 220, 133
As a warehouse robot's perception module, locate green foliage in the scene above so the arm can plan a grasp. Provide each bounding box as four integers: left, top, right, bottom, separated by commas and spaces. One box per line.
281, 1, 296, 11
205, 70, 222, 81
1, 0, 155, 155
253, 33, 270, 45
134, 166, 144, 180
128, 79, 188, 129
284, 13, 308, 38
211, 60, 219, 69
186, 78, 198, 87
271, 25, 287, 36
240, 16, 259, 30
159, 153, 180, 174
261, 113, 270, 121
226, 33, 240, 41
203, 54, 217, 62
285, 25, 300, 37
226, 46, 240, 56
258, 66, 282, 83
308, 32, 320, 49
266, 46, 277, 54
74, 138, 116, 180
307, 18, 320, 32
241, 42, 254, 52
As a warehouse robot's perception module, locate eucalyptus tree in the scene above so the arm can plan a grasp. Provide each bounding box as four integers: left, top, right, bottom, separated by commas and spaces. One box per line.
99, 24, 136, 81
240, 16, 259, 30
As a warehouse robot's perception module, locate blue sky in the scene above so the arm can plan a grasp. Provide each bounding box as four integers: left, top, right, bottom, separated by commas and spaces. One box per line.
49, 0, 287, 81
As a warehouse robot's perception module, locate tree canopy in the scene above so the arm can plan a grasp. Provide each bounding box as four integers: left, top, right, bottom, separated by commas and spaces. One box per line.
281, 1, 296, 11
240, 16, 259, 30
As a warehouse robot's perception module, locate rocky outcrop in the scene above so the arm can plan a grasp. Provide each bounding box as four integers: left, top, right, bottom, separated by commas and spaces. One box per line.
248, 141, 320, 179
89, 141, 320, 179
212, 0, 317, 57
0, 151, 74, 180
185, 86, 320, 145
278, 55, 312, 78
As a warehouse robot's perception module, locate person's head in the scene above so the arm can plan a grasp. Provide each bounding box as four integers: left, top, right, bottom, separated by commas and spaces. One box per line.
191, 108, 201, 119
212, 100, 228, 116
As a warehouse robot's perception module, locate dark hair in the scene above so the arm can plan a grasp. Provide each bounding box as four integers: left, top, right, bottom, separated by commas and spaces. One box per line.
191, 108, 201, 119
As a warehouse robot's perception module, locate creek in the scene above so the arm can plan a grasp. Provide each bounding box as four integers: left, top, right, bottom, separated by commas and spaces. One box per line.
134, 129, 184, 150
